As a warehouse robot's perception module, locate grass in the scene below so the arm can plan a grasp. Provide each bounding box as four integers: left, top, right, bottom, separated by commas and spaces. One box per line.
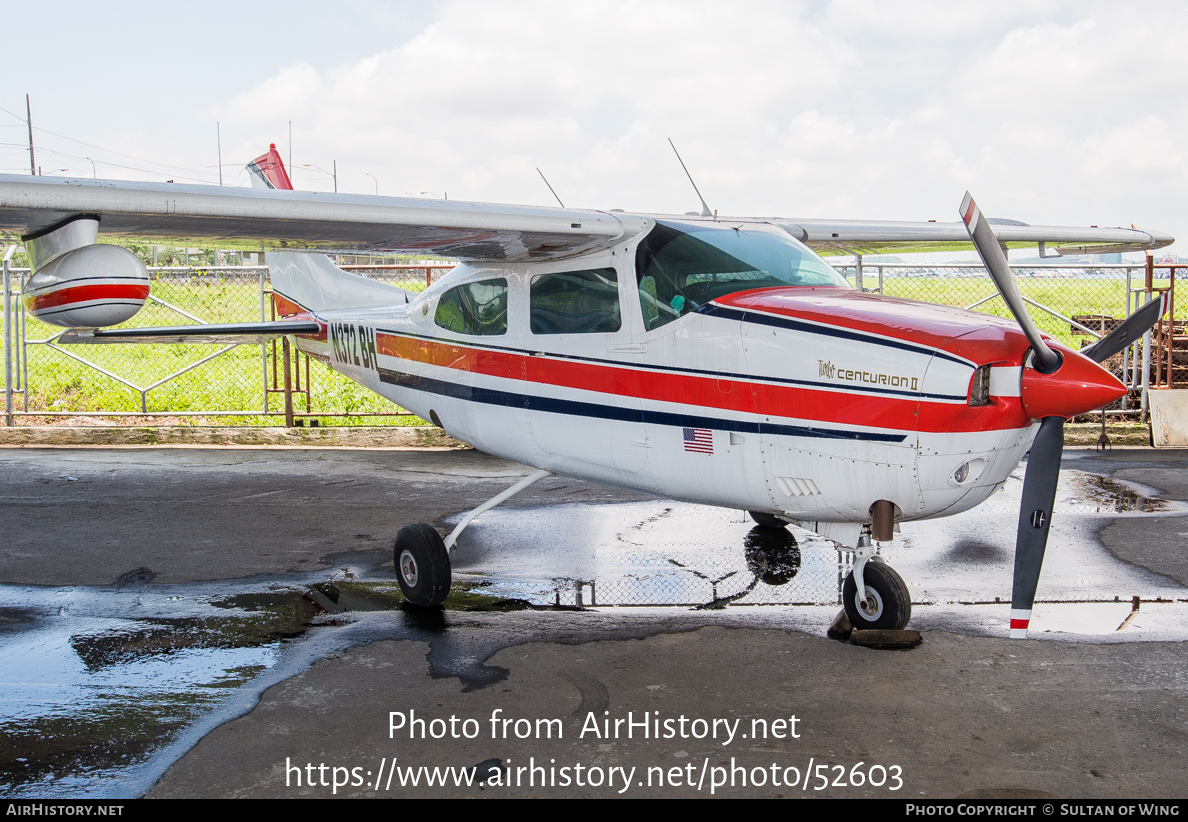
877, 275, 1177, 350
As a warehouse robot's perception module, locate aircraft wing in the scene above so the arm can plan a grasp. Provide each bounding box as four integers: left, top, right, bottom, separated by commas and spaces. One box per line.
0, 175, 646, 262
0, 174, 1171, 260
775, 218, 1173, 256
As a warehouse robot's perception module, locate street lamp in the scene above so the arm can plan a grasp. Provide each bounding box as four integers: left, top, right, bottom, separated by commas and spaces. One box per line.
365, 173, 378, 195
84, 158, 96, 179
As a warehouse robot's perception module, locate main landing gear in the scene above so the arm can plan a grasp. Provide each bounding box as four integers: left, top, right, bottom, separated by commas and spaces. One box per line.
394, 469, 553, 607
748, 510, 788, 529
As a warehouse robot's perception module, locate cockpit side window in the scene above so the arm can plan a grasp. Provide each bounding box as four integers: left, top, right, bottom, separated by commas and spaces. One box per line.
434, 278, 508, 336
635, 221, 849, 331
530, 268, 621, 334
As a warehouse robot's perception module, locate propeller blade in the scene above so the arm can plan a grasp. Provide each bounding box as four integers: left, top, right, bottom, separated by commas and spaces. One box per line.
1080, 292, 1168, 364
1010, 415, 1065, 638
960, 192, 1062, 374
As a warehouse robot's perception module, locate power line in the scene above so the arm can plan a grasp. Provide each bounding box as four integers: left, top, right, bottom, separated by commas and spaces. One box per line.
3, 144, 214, 184
0, 103, 218, 179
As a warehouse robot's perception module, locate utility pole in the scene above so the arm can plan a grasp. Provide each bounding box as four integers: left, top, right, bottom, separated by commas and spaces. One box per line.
333, 160, 337, 193
26, 94, 35, 175
217, 122, 223, 186
288, 121, 292, 172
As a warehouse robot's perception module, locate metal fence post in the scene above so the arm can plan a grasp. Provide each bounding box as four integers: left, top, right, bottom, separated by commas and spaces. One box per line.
3, 245, 15, 426
1122, 267, 1133, 408
1141, 292, 1152, 419
1141, 254, 1154, 416
855, 254, 864, 292
260, 268, 268, 413
282, 335, 294, 427
19, 269, 27, 411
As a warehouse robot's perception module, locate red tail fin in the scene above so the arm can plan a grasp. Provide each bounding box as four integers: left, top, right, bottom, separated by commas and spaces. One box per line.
246, 144, 294, 190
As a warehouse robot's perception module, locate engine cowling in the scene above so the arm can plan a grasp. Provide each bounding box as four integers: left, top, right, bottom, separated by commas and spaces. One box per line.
22, 217, 150, 328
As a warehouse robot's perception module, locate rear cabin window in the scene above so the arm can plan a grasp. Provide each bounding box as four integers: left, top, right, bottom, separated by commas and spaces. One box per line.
434, 278, 508, 336
530, 268, 621, 334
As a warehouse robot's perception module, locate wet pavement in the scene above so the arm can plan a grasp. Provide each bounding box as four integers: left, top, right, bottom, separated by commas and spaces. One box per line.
0, 445, 1186, 798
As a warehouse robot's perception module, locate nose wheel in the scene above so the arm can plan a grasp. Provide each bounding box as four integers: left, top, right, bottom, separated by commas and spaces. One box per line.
842, 558, 911, 630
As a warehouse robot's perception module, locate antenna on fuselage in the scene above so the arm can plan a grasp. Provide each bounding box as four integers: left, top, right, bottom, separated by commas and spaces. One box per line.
536, 168, 566, 208
668, 138, 713, 218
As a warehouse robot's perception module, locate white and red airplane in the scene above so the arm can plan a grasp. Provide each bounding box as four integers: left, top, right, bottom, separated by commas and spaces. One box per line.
0, 145, 1173, 637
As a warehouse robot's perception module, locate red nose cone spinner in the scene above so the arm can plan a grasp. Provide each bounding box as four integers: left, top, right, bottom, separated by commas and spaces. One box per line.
1020, 348, 1126, 420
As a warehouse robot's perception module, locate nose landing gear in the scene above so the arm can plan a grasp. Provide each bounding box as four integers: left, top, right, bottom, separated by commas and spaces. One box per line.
842, 556, 911, 631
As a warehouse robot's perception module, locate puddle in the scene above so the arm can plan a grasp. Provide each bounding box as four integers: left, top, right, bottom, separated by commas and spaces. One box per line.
1069, 473, 1168, 513
450, 505, 856, 608
0, 575, 571, 797
2, 621, 282, 796
447, 469, 1188, 610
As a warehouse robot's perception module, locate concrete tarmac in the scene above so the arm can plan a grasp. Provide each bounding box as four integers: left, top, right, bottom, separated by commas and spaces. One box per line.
1, 445, 1186, 799
0, 447, 651, 586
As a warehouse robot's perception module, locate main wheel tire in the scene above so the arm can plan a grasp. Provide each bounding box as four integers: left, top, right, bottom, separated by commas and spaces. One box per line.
842, 559, 911, 630
394, 523, 451, 607
744, 527, 801, 586
748, 510, 788, 529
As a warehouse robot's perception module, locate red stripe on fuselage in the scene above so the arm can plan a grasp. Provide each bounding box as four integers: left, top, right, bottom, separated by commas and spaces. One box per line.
375, 333, 1031, 433
26, 283, 149, 312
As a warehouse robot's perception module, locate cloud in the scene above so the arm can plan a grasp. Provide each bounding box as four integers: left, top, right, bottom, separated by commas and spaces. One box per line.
199, 1, 1185, 249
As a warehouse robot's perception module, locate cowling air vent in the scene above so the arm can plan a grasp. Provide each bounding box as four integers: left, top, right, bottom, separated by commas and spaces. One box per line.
968, 364, 992, 406
776, 477, 821, 497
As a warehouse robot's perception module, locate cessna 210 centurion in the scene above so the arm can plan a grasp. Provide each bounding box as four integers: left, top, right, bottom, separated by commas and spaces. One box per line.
0, 146, 1173, 638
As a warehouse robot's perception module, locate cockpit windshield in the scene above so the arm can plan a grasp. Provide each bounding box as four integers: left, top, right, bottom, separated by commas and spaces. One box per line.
635, 220, 848, 330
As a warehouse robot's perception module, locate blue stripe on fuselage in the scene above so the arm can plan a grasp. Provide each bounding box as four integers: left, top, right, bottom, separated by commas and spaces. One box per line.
378, 367, 908, 444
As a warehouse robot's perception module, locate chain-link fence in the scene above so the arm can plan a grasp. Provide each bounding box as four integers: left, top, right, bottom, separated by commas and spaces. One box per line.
832, 261, 1184, 408
2, 252, 1181, 423
1, 258, 454, 424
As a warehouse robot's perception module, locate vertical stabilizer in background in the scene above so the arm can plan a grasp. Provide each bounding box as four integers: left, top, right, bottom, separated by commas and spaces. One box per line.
246, 144, 294, 190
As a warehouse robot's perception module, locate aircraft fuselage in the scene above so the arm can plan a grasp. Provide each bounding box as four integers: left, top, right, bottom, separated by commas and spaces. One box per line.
289, 220, 1096, 544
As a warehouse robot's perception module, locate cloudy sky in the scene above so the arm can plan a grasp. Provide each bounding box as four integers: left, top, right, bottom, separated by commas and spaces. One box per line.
2, 1, 1184, 254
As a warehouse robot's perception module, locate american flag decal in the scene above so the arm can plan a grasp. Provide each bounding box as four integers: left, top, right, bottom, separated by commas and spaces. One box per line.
682, 427, 714, 454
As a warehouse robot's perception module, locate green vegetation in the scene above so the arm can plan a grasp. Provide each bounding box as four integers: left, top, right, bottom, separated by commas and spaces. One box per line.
877, 274, 1177, 350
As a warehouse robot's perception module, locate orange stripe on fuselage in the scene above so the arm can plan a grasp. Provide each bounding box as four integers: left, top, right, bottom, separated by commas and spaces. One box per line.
376, 333, 1030, 433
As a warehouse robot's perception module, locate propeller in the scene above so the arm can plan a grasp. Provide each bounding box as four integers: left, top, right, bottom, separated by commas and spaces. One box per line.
960, 193, 1062, 374
1080, 291, 1169, 364
959, 192, 1162, 638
